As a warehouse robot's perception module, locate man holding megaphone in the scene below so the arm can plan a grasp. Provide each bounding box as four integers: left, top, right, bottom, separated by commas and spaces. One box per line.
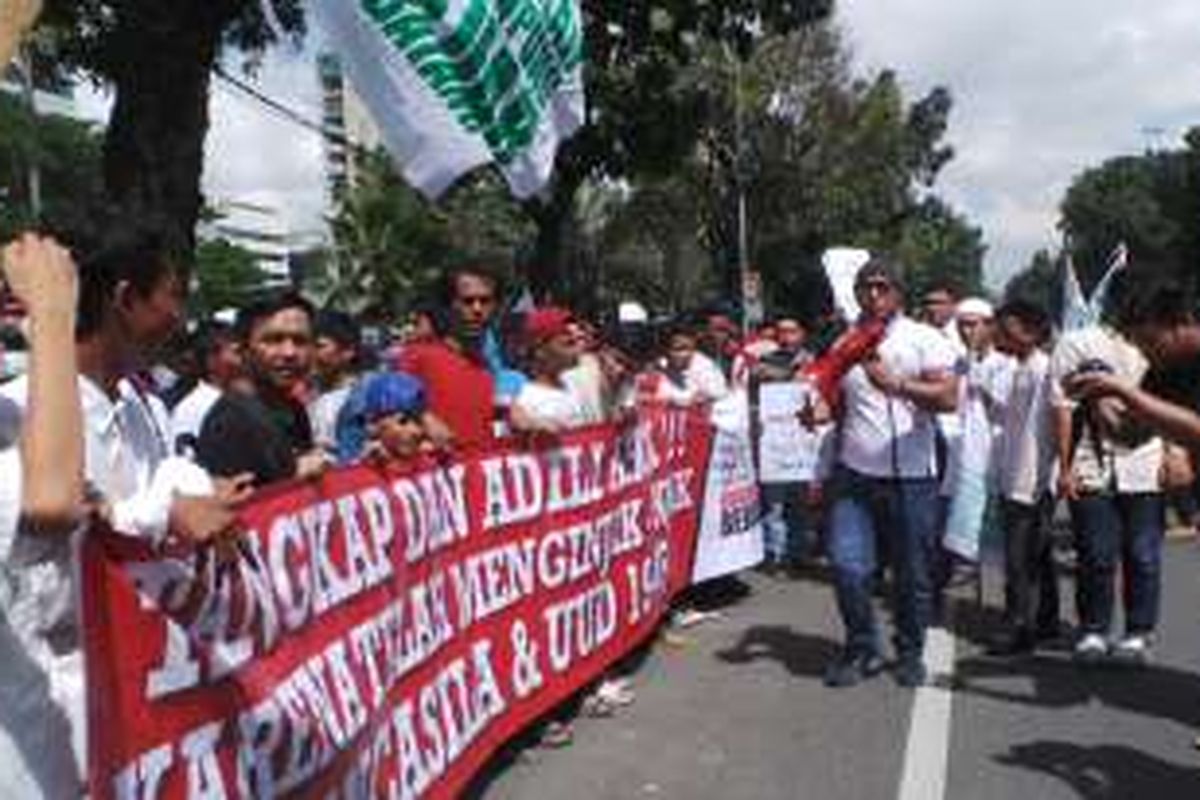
802, 258, 960, 689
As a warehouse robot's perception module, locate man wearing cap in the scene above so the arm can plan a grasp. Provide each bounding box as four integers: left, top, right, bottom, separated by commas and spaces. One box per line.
804, 258, 960, 688
512, 307, 588, 433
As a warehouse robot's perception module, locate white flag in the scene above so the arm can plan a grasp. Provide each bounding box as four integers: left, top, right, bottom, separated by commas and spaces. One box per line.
821, 248, 871, 322
312, 0, 586, 199
1087, 241, 1129, 320
1061, 253, 1091, 332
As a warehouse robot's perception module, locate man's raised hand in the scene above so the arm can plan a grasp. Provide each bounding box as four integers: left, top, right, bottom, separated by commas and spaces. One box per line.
1, 233, 78, 319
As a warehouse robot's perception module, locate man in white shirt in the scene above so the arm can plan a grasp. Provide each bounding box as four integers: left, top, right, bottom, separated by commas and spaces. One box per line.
512, 307, 589, 432
941, 299, 1012, 495
804, 260, 959, 688
1051, 322, 1165, 665
938, 300, 1012, 596
658, 323, 729, 406
0, 223, 246, 796
989, 300, 1060, 655
170, 321, 242, 457
0, 234, 85, 799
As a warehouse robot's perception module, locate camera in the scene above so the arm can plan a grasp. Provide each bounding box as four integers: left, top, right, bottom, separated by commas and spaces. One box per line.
1071, 358, 1114, 377
1061, 358, 1114, 402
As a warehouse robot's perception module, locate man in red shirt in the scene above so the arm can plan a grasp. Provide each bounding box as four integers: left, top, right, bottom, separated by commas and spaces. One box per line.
396, 266, 498, 450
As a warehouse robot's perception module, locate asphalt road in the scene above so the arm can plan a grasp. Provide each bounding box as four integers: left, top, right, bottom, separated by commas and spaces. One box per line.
473, 539, 1200, 800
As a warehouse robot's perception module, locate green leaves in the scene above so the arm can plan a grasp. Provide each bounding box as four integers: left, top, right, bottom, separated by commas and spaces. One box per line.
192, 238, 273, 314
0, 91, 104, 240
315, 150, 531, 316
1060, 148, 1197, 288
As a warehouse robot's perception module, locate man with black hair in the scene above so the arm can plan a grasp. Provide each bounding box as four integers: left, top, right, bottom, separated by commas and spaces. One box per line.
703, 308, 742, 379
989, 300, 1061, 655
753, 316, 822, 571
1069, 272, 1200, 444
310, 310, 363, 455
657, 322, 729, 405
921, 282, 963, 345
196, 292, 326, 486
395, 265, 499, 450
170, 322, 242, 457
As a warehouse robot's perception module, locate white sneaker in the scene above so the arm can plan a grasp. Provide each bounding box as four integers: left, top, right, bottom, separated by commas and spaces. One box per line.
1112, 634, 1151, 666
1073, 633, 1109, 663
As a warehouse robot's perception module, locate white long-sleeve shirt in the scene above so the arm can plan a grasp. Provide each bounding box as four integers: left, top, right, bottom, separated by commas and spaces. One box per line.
0, 374, 212, 796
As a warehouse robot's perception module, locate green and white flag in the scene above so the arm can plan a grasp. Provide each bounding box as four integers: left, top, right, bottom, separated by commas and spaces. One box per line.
312, 0, 585, 199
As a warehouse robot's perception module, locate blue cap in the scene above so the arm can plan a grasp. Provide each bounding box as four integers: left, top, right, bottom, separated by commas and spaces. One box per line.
361, 372, 426, 421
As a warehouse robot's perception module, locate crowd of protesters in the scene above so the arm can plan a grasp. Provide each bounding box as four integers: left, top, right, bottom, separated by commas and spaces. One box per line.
5, 217, 1200, 794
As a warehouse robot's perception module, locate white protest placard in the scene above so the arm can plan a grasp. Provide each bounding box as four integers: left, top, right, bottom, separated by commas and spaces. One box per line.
691, 394, 764, 583
757, 383, 833, 484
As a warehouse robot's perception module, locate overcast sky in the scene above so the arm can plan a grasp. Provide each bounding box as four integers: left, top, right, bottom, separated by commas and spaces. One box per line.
840, 0, 1200, 288
96, 1, 1200, 291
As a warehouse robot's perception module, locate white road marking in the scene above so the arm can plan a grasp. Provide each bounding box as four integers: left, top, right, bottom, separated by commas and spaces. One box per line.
897, 624, 957, 800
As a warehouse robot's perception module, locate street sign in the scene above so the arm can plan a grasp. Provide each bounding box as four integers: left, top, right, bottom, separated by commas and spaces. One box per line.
743, 269, 764, 328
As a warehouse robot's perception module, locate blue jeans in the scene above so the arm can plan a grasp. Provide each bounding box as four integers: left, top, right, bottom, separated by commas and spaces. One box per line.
761, 482, 815, 563
827, 468, 939, 658
1070, 493, 1164, 636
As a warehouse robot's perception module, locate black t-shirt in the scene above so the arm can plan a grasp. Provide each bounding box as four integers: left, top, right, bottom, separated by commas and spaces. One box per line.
195, 392, 313, 486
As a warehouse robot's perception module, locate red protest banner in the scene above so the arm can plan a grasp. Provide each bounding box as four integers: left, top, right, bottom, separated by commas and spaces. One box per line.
82, 405, 712, 799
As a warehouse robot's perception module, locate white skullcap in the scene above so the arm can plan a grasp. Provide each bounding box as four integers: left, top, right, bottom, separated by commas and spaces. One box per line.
956, 298, 994, 319
618, 301, 650, 324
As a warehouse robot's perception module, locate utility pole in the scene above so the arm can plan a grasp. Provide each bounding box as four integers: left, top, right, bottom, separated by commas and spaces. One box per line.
734, 54, 748, 330
17, 44, 42, 219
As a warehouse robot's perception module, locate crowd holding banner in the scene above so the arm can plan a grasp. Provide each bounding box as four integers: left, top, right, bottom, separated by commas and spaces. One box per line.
83, 408, 719, 799
9, 2, 1200, 798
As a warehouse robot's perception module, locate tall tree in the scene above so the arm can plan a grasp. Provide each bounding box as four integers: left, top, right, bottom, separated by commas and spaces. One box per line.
691, 26, 975, 314
317, 150, 532, 318
0, 91, 104, 240
191, 237, 273, 314
524, 0, 833, 297
41, 0, 305, 256
588, 24, 983, 318
1060, 126, 1200, 288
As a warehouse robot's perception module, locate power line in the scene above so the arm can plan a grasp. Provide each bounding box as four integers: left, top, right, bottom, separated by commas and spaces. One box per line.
212, 64, 367, 156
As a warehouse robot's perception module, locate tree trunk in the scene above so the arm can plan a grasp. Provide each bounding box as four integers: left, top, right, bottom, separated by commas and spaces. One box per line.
523, 182, 577, 303
102, 2, 234, 262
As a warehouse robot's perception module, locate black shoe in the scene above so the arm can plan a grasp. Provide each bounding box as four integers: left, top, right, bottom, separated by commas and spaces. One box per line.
1034, 622, 1063, 643
988, 630, 1036, 657
823, 649, 885, 688
894, 655, 928, 688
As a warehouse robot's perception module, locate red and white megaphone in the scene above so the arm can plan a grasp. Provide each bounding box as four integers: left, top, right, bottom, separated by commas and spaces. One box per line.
798, 317, 888, 407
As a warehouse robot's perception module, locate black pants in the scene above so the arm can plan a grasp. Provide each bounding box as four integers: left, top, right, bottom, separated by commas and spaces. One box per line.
1002, 498, 1060, 633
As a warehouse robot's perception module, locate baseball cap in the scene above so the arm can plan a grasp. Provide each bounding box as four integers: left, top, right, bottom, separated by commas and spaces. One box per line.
523, 307, 574, 346
361, 372, 426, 421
